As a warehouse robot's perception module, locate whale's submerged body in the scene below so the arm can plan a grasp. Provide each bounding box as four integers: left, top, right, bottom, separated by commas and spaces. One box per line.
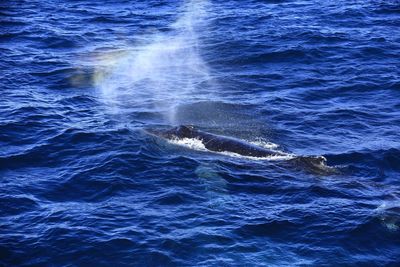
146, 125, 333, 174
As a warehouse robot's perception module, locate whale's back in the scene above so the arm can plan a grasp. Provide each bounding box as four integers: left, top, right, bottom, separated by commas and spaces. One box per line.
200, 133, 280, 157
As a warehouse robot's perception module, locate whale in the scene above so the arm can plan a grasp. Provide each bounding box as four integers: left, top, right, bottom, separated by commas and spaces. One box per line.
147, 125, 285, 157
146, 125, 330, 172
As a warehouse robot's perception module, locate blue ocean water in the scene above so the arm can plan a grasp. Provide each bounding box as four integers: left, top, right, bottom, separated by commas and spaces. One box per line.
1, 0, 400, 265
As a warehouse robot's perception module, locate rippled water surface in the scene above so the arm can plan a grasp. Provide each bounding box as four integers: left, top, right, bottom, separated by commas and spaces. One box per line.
1, 0, 400, 266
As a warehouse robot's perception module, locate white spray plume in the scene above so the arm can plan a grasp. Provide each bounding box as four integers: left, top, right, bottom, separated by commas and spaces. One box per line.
95, 0, 213, 124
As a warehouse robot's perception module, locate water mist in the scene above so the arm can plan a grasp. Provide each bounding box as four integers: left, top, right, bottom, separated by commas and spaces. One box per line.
95, 0, 213, 125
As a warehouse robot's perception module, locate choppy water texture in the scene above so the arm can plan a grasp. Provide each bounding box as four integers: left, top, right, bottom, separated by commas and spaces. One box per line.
1, 0, 400, 266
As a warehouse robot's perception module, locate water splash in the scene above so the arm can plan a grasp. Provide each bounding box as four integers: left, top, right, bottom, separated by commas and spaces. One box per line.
94, 0, 213, 124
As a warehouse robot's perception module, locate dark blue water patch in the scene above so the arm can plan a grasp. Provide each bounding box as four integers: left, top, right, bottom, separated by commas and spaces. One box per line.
0, 195, 39, 216
373, 1, 400, 14
152, 190, 202, 206
326, 148, 400, 183
0, 126, 136, 170
37, 169, 136, 202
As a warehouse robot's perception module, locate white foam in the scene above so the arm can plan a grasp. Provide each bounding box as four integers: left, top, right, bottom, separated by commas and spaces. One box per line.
250, 140, 279, 149
168, 137, 208, 151
217, 151, 295, 161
